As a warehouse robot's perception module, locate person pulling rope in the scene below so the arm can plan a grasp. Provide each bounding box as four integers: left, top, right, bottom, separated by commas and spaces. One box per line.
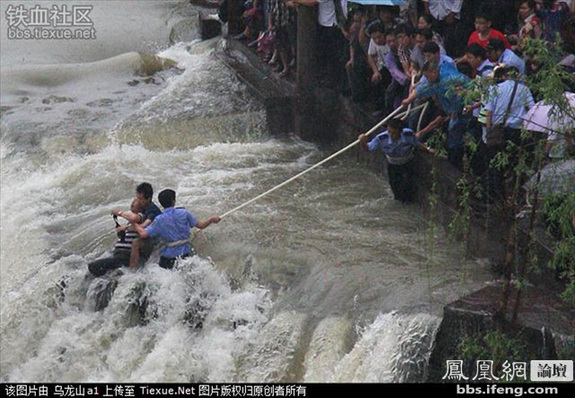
218, 103, 429, 220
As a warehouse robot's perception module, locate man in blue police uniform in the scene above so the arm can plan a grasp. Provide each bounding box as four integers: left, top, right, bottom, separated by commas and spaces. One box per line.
132, 189, 220, 270
359, 118, 435, 203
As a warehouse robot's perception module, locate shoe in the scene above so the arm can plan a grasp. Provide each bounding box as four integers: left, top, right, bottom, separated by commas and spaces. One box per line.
277, 69, 290, 78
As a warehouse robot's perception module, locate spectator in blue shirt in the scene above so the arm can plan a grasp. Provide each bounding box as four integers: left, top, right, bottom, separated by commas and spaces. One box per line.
133, 189, 221, 270
359, 118, 434, 203
402, 60, 471, 169
485, 38, 526, 76
483, 65, 535, 202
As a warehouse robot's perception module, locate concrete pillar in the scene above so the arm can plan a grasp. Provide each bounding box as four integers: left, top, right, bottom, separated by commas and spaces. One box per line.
295, 5, 319, 141
227, 0, 244, 35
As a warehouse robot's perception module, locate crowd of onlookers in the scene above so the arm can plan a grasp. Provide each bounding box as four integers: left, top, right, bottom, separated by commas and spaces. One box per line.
229, 1, 574, 94
229, 0, 574, 207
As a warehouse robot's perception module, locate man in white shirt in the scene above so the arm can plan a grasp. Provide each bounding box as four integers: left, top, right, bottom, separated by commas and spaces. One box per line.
294, 0, 348, 90
366, 22, 392, 117
422, 0, 464, 56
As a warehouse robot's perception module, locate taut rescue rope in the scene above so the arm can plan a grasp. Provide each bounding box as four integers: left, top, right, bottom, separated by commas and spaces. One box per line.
218, 104, 428, 220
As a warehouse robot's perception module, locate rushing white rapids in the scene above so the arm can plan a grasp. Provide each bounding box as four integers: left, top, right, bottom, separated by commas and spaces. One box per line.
0, 0, 495, 383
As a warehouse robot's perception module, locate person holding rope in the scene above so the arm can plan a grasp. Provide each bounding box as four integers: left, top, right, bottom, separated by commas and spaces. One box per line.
401, 60, 471, 170
359, 117, 435, 203
127, 182, 162, 270
88, 197, 148, 277
132, 189, 221, 270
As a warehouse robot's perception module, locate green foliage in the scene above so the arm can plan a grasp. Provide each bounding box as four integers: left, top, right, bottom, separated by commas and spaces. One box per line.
448, 175, 472, 242
521, 39, 575, 110
458, 330, 529, 370
427, 128, 448, 160
556, 338, 575, 361
443, 37, 575, 312
542, 192, 575, 306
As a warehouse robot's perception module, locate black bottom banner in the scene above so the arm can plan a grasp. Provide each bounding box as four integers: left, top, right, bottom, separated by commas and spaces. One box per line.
2, 383, 575, 397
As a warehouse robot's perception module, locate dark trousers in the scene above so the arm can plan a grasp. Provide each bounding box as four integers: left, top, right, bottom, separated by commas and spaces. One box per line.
385, 80, 409, 117
372, 68, 392, 112
88, 251, 130, 277
388, 160, 416, 203
485, 127, 527, 202
317, 25, 347, 90
346, 50, 370, 103
159, 253, 191, 270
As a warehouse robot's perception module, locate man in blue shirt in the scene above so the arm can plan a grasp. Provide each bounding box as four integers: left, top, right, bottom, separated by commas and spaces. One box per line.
422, 41, 456, 72
359, 118, 434, 203
133, 189, 221, 270
402, 60, 471, 169
484, 68, 534, 134
485, 38, 525, 76
483, 65, 535, 202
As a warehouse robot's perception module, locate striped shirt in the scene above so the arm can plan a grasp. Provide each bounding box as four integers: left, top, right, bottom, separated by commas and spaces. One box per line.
113, 212, 144, 254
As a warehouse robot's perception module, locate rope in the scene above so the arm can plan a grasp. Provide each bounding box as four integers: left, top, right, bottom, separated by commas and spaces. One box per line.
219, 104, 429, 220
418, 101, 429, 133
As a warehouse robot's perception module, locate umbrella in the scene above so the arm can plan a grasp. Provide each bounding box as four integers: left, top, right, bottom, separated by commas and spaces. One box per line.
348, 0, 406, 6
523, 92, 575, 133
524, 159, 575, 197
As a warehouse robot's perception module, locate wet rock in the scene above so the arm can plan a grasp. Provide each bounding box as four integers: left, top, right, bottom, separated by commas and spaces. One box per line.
183, 295, 209, 329
123, 281, 153, 326
42, 95, 74, 104
86, 270, 122, 312
137, 53, 178, 76
86, 98, 114, 108
169, 18, 199, 45
0, 106, 14, 117
427, 284, 574, 382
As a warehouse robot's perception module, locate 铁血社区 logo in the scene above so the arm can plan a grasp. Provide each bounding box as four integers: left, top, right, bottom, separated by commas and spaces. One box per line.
5, 3, 96, 40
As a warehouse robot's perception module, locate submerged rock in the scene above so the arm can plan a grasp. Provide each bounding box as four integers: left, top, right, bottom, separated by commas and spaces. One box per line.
137, 53, 178, 76
86, 270, 121, 312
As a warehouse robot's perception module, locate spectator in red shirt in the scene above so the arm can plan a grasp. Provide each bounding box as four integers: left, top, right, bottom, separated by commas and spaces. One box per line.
467, 11, 511, 50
